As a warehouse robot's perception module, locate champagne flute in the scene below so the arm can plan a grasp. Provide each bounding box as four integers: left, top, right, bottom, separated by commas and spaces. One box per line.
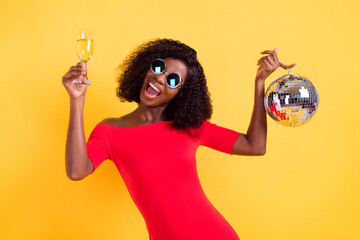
73, 28, 94, 84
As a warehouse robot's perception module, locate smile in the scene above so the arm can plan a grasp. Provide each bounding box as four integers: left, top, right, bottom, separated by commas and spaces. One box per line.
145, 81, 161, 98
149, 82, 161, 93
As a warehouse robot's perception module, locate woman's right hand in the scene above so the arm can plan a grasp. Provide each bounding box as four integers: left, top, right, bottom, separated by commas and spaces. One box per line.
62, 62, 91, 99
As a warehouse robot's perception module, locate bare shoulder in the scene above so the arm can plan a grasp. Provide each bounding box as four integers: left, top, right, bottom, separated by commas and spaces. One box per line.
100, 116, 128, 127
100, 118, 117, 124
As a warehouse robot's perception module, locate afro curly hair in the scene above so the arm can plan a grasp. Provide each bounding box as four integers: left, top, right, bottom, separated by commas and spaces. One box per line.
115, 38, 213, 133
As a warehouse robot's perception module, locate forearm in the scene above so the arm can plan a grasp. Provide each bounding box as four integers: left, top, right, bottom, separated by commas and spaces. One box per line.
245, 77, 267, 154
65, 97, 89, 179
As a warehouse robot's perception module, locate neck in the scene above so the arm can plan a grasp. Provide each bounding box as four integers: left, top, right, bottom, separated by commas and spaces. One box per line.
131, 103, 168, 123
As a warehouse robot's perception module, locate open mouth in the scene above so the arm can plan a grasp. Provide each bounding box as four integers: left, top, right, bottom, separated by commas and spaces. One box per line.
145, 82, 161, 98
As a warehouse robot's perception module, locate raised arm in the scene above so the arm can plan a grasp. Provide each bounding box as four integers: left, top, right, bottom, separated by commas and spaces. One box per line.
232, 48, 296, 156
62, 63, 94, 180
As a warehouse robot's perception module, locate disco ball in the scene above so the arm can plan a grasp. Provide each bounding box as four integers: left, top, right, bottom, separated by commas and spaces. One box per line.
264, 73, 319, 127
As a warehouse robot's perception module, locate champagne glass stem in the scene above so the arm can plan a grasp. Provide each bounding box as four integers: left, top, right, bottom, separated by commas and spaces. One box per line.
81, 60, 87, 78
73, 60, 92, 84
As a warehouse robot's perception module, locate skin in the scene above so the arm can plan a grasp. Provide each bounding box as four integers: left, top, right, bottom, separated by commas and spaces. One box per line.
62, 50, 295, 180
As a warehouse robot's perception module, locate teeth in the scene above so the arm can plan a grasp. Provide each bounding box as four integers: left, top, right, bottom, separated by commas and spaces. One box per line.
149, 82, 160, 93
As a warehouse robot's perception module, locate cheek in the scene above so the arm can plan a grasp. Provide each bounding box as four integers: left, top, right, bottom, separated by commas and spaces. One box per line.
143, 72, 150, 81
145, 70, 152, 77
141, 72, 151, 86
166, 89, 180, 99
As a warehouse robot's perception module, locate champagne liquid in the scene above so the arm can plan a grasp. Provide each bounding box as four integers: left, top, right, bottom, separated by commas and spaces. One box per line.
76, 39, 94, 62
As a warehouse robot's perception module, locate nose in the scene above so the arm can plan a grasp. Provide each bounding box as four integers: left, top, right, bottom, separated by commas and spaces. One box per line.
154, 72, 167, 86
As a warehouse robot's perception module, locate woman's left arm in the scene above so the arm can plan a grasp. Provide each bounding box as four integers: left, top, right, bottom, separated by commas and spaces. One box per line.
232, 48, 296, 156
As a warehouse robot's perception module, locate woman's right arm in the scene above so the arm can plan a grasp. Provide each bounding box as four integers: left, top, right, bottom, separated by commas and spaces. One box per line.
62, 62, 94, 180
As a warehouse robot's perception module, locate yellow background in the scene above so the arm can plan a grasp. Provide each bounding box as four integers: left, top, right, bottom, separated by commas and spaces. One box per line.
1, 0, 359, 239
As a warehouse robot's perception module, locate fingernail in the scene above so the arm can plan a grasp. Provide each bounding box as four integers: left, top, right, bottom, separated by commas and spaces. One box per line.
275, 48, 279, 52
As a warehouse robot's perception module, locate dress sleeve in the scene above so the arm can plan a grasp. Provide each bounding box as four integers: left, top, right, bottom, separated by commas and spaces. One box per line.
86, 123, 110, 173
198, 120, 241, 155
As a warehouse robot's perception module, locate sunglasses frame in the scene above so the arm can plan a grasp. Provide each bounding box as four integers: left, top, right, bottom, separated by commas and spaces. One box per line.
150, 59, 182, 89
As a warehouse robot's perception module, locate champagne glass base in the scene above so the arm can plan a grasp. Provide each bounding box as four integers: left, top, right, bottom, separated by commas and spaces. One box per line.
73, 79, 92, 84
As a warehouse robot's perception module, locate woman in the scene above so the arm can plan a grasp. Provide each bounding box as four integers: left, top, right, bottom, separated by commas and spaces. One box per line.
62, 39, 295, 240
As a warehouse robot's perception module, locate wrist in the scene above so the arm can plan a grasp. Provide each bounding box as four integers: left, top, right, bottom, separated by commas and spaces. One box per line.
255, 76, 266, 82
255, 77, 265, 87
70, 96, 85, 104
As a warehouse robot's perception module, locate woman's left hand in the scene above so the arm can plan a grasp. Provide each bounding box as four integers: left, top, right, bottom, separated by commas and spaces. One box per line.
256, 48, 296, 81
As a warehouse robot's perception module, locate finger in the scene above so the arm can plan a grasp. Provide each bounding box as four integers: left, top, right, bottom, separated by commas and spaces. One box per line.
266, 55, 277, 66
261, 48, 278, 59
257, 58, 265, 65
258, 50, 278, 63
66, 67, 88, 80
63, 70, 85, 80
257, 56, 268, 63
76, 64, 87, 71
71, 66, 87, 74
261, 50, 277, 54
71, 70, 86, 77
264, 59, 272, 70
257, 60, 266, 68
70, 68, 82, 73
69, 66, 78, 72
279, 60, 297, 69
258, 56, 276, 69
257, 56, 272, 65
273, 50, 279, 64
66, 69, 84, 78
257, 57, 270, 66
63, 74, 79, 82
68, 66, 86, 74
286, 63, 297, 68
77, 62, 86, 67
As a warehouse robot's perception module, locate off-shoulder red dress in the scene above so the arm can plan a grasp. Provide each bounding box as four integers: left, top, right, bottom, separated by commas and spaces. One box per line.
87, 120, 241, 240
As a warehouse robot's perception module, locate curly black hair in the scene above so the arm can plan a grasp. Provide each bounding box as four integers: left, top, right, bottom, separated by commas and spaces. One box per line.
115, 38, 212, 133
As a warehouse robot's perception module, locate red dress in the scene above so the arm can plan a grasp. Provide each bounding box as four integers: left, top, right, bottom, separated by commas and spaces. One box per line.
87, 120, 241, 240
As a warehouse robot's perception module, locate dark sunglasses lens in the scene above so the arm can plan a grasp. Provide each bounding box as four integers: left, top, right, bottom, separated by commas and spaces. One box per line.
151, 59, 165, 73
166, 73, 181, 87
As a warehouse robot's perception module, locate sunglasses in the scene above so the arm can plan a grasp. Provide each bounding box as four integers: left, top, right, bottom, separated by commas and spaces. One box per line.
150, 59, 182, 88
